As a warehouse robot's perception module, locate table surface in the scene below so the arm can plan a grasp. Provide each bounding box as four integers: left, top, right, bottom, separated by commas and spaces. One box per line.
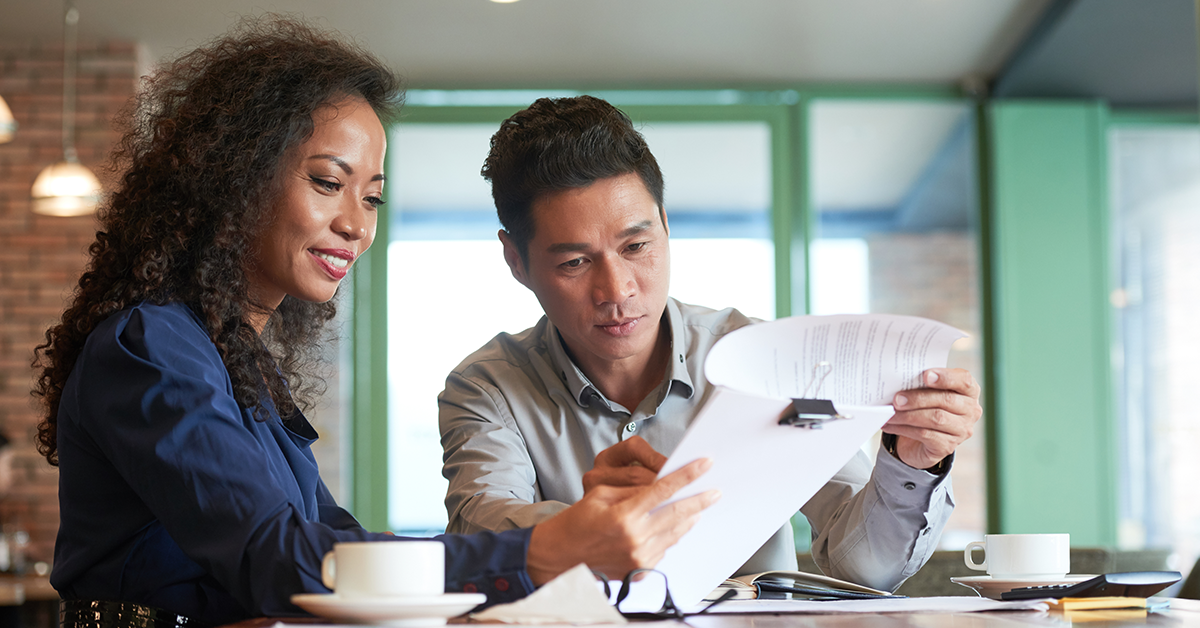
217, 599, 1200, 628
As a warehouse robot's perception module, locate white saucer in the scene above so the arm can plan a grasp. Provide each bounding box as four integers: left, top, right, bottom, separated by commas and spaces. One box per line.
950, 575, 1095, 600
291, 592, 487, 626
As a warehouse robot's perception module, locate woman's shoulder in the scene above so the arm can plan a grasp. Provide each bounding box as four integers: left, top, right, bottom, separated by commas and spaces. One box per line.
85, 301, 220, 369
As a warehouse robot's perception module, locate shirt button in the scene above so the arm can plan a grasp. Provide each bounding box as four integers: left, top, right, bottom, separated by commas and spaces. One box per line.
903, 482, 916, 490
921, 528, 931, 535
463, 583, 478, 593
625, 423, 637, 433
495, 578, 510, 591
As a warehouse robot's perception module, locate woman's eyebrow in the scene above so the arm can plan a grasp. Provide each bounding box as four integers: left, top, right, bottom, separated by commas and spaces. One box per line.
308, 155, 386, 181
308, 154, 352, 173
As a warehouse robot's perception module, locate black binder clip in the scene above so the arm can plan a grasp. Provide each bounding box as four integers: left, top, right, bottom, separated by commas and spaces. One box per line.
779, 362, 850, 429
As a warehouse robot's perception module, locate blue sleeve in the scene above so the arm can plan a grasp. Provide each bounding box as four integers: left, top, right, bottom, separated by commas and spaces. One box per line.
438, 528, 536, 604
313, 472, 535, 604
70, 305, 533, 615
316, 480, 365, 532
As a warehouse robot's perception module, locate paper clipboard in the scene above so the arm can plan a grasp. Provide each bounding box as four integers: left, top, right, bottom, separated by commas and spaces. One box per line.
778, 362, 852, 429
614, 313, 965, 613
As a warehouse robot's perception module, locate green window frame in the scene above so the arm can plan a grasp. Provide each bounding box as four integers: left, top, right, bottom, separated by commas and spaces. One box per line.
348, 87, 993, 537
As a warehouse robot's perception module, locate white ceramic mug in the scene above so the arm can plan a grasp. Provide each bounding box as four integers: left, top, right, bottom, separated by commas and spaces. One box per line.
321, 540, 445, 598
963, 533, 1070, 580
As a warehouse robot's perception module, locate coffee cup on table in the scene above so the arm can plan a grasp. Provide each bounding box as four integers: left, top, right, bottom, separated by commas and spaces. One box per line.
321, 540, 445, 598
963, 533, 1070, 580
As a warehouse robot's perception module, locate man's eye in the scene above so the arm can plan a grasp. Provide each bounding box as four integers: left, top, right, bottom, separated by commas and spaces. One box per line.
628, 242, 647, 252
562, 258, 584, 269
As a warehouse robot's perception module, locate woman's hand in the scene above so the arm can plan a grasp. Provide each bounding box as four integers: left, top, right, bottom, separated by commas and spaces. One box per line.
526, 457, 718, 585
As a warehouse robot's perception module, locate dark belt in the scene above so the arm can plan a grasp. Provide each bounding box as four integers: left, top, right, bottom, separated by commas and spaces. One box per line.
60, 599, 209, 628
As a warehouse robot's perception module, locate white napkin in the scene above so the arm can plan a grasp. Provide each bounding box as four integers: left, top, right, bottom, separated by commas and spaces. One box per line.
470, 563, 627, 625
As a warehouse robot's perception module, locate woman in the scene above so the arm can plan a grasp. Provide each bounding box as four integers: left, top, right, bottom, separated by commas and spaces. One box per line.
33, 18, 714, 626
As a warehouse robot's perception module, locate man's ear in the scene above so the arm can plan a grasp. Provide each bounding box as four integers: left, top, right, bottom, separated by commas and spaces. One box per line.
499, 229, 530, 288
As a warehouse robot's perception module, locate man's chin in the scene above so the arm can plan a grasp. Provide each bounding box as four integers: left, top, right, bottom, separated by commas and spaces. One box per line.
586, 334, 657, 362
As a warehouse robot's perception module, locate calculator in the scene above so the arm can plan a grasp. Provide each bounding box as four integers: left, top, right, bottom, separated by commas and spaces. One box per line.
999, 571, 1182, 600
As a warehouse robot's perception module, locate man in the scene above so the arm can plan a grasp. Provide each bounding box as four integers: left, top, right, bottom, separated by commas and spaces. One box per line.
439, 95, 982, 591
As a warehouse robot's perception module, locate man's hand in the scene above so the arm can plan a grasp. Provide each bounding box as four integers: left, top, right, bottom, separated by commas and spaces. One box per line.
526, 457, 718, 585
582, 436, 667, 494
883, 368, 982, 471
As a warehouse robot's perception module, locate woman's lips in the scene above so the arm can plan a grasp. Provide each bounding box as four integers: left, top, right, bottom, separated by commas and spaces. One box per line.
308, 249, 353, 280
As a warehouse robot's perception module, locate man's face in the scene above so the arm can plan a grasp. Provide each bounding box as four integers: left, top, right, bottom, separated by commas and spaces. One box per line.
502, 173, 671, 377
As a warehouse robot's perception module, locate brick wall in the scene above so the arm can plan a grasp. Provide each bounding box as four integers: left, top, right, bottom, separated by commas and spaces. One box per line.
0, 40, 138, 565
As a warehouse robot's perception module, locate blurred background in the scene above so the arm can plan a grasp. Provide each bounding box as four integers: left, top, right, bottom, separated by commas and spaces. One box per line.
0, 0, 1197, 603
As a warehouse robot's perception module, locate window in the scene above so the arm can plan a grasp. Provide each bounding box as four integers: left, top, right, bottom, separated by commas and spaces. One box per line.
385, 104, 777, 533
806, 99, 986, 549
366, 91, 987, 546
1109, 123, 1200, 568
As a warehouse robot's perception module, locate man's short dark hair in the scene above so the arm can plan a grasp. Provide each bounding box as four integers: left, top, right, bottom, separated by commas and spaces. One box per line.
481, 95, 665, 262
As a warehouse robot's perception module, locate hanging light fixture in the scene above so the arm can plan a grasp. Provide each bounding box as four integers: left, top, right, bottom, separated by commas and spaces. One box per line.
31, 0, 101, 217
0, 95, 15, 143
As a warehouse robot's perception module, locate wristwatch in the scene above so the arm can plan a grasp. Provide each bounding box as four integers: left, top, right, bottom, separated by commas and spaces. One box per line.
881, 433, 951, 475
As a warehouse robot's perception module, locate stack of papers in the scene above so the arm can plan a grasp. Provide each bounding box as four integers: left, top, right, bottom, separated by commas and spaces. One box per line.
619, 313, 967, 612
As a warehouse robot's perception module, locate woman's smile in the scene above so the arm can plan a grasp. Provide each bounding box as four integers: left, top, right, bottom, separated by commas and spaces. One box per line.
309, 248, 355, 279
245, 96, 387, 315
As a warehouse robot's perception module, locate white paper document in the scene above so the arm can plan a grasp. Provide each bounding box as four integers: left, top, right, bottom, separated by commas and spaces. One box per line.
617, 314, 966, 612
703, 597, 1050, 614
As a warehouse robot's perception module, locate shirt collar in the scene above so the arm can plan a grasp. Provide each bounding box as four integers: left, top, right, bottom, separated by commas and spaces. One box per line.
543, 322, 600, 407
543, 298, 695, 409
663, 298, 695, 399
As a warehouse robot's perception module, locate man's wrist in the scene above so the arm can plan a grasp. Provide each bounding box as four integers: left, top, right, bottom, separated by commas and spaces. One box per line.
881, 433, 951, 475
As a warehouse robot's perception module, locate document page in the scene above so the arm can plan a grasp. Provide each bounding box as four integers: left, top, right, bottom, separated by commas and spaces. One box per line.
704, 313, 965, 405
617, 314, 965, 612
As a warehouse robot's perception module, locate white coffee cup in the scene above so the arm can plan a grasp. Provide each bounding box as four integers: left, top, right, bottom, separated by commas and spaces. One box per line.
321, 540, 445, 598
964, 533, 1070, 580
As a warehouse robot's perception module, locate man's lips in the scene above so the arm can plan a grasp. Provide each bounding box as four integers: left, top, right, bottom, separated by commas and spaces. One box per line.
596, 317, 641, 337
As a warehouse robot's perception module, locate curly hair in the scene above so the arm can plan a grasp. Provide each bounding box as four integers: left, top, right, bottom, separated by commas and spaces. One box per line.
32, 16, 403, 465
481, 95, 665, 263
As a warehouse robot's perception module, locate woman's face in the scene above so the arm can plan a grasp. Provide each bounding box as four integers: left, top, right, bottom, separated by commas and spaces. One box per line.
246, 96, 386, 317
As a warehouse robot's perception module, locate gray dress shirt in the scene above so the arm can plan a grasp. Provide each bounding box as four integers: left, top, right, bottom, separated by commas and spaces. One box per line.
438, 298, 955, 591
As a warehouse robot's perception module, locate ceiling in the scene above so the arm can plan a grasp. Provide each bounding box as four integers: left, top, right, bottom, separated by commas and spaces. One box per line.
0, 0, 1054, 88
4, 0, 1193, 237
995, 0, 1199, 106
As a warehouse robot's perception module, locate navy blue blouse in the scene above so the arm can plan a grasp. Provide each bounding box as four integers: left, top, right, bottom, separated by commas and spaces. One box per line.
52, 302, 534, 624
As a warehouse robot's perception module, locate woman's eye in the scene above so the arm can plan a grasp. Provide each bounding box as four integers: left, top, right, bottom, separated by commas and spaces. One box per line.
310, 176, 342, 192
364, 196, 385, 208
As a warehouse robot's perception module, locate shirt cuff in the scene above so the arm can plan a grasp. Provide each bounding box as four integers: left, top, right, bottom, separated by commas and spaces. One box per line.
871, 445, 956, 579
873, 445, 953, 502
441, 527, 537, 607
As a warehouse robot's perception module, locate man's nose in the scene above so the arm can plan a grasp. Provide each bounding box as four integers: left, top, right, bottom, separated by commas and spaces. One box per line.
592, 256, 636, 305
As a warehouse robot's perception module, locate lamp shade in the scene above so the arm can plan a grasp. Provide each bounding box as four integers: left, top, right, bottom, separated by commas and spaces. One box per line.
0, 95, 15, 144
31, 160, 102, 216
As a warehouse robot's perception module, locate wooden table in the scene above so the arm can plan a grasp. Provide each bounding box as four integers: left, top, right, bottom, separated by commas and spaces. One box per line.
219, 599, 1200, 628
683, 607, 1197, 627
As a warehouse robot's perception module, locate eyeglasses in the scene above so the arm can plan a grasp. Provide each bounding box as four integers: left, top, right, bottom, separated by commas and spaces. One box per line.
593, 568, 737, 621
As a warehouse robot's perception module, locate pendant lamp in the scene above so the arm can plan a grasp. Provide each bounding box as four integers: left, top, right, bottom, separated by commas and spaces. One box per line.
31, 0, 101, 217
0, 96, 15, 143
